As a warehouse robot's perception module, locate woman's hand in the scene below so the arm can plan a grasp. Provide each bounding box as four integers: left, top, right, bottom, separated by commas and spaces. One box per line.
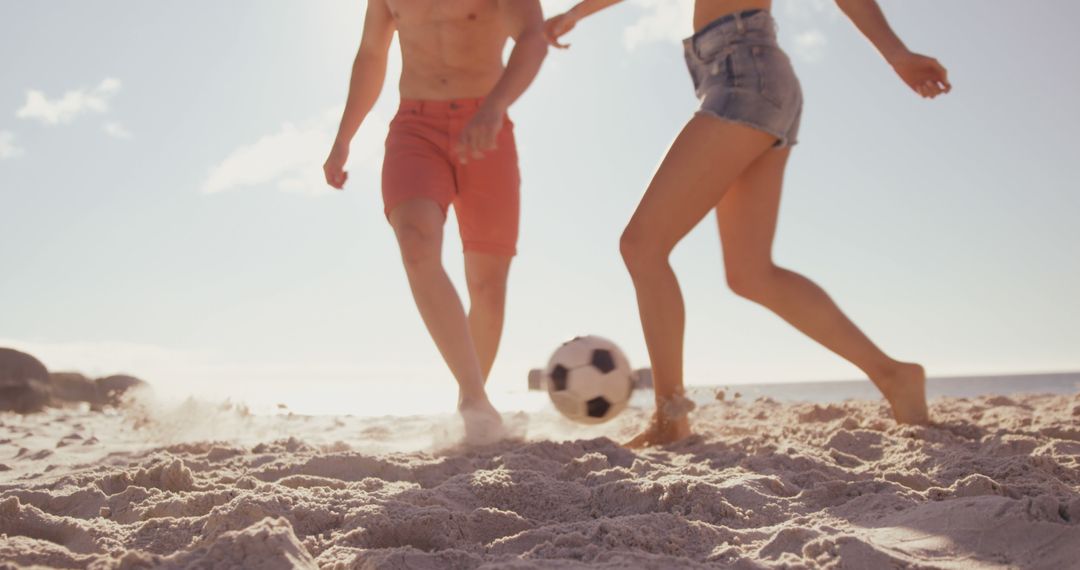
889, 51, 951, 99
544, 11, 579, 48
323, 142, 349, 190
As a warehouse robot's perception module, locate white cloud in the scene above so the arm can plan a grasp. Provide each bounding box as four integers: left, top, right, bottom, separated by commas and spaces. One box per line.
201, 106, 389, 196
620, 1, 839, 56
779, 0, 838, 62
780, 0, 836, 20
793, 29, 828, 62
103, 121, 133, 139
0, 130, 24, 159
620, 1, 837, 49
541, 0, 579, 15
623, 0, 693, 51
16, 78, 122, 126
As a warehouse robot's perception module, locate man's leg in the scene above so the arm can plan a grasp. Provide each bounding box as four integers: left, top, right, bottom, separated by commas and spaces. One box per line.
716, 148, 928, 424
388, 199, 502, 438
464, 253, 513, 382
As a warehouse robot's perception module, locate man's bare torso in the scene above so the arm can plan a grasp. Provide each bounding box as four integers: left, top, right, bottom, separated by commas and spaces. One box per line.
386, 0, 511, 100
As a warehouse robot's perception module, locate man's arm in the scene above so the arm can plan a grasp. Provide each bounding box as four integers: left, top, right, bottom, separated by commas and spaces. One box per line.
544, 0, 624, 48
457, 0, 548, 161
835, 0, 951, 98
324, 0, 396, 189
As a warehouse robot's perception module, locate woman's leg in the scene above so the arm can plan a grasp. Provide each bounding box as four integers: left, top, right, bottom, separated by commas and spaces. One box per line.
621, 116, 777, 447
716, 148, 929, 424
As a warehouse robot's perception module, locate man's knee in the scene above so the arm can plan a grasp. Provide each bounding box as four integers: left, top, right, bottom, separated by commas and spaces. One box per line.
467, 274, 508, 308
394, 221, 442, 271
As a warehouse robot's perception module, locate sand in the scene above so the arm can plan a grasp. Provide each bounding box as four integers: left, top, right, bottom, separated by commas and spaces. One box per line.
1, 392, 1078, 569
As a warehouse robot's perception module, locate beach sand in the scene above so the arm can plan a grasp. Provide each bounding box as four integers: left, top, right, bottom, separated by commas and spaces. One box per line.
1, 392, 1078, 569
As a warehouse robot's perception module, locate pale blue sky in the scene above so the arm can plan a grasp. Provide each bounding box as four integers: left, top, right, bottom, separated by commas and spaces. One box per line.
1, 1, 1078, 413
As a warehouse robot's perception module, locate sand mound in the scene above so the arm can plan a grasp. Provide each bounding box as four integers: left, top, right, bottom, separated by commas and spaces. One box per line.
1, 393, 1078, 568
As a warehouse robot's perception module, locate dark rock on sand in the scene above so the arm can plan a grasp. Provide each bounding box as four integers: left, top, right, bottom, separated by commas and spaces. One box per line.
49, 372, 100, 405
49, 372, 149, 408
96, 374, 148, 406
0, 348, 52, 413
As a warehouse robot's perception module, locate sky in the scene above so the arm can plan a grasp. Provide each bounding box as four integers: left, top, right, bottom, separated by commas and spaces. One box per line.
1, 1, 1078, 415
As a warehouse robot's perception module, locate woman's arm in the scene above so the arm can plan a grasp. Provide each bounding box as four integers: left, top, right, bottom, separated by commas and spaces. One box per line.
324, 0, 396, 190
544, 0, 624, 48
835, 0, 951, 98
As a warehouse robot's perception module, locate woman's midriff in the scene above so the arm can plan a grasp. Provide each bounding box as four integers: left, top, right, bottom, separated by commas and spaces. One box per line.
693, 0, 772, 32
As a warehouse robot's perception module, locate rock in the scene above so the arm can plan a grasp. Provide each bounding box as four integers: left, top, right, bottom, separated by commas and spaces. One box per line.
96, 374, 149, 406
49, 372, 100, 405
0, 348, 52, 413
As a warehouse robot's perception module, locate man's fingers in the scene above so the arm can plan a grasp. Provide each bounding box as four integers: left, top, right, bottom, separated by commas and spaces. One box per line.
480, 127, 498, 151
331, 171, 346, 190
469, 138, 487, 160
325, 166, 343, 189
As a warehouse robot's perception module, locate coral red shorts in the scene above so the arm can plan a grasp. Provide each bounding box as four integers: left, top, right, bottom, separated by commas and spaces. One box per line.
382, 98, 521, 256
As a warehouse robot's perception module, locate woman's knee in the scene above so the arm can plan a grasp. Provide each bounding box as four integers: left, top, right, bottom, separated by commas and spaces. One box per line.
725, 262, 780, 301
620, 225, 670, 275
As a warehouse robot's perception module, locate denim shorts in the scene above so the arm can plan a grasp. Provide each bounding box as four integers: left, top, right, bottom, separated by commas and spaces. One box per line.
684, 10, 803, 147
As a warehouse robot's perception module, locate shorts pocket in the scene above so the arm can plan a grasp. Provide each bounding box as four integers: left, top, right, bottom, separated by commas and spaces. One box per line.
749, 45, 790, 108
694, 32, 732, 62
702, 50, 739, 91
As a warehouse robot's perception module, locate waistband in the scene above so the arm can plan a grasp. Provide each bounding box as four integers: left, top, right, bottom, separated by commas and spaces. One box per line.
690, 9, 769, 41
397, 98, 485, 117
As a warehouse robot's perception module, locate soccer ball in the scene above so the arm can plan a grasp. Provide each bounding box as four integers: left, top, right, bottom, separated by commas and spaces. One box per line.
545, 336, 634, 424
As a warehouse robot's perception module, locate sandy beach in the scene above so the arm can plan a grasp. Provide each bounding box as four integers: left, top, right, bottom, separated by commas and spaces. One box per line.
1, 391, 1078, 569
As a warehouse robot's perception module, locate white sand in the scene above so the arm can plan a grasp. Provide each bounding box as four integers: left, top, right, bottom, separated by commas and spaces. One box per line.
1, 392, 1078, 569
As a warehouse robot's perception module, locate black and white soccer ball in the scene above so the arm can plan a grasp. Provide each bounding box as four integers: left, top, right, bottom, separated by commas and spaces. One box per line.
545, 336, 633, 424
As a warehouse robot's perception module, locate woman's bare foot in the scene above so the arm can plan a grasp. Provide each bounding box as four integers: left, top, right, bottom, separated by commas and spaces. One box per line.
872, 362, 929, 425
625, 413, 692, 448
459, 395, 505, 446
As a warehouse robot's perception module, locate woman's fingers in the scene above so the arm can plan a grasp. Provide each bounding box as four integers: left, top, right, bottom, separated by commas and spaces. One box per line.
544, 17, 574, 48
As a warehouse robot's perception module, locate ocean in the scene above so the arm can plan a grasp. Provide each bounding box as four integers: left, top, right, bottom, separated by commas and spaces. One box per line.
682, 371, 1080, 406
238, 371, 1080, 417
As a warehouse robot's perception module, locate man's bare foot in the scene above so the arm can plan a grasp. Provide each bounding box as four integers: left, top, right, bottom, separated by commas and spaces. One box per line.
625, 413, 692, 448
872, 362, 930, 425
459, 396, 505, 446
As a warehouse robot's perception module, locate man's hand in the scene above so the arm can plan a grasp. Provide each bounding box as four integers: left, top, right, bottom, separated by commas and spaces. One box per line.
544, 11, 579, 48
889, 50, 951, 99
456, 102, 505, 164
323, 142, 349, 190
